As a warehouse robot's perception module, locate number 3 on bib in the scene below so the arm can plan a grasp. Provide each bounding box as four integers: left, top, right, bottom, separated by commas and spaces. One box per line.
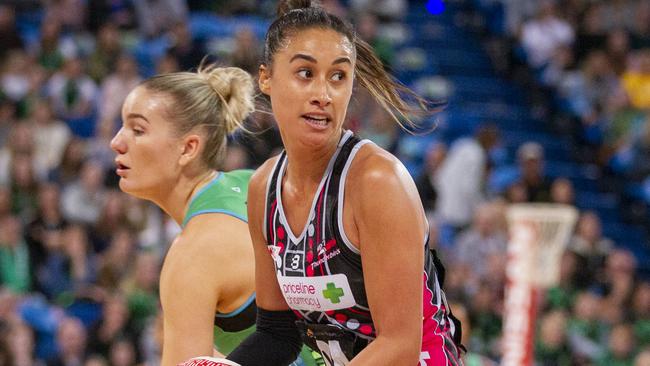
315, 340, 350, 366
419, 351, 431, 366
290, 254, 301, 270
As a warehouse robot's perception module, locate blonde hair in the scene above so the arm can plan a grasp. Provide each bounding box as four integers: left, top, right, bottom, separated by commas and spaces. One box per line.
141, 64, 255, 168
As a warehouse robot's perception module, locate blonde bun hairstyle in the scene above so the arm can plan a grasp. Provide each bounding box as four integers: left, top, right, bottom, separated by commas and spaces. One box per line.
141, 64, 255, 169
198, 64, 255, 135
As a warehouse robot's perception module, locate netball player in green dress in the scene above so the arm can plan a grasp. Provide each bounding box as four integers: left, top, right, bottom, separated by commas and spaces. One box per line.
110, 65, 317, 366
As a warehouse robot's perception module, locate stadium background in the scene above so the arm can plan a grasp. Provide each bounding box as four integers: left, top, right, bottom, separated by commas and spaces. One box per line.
0, 0, 648, 365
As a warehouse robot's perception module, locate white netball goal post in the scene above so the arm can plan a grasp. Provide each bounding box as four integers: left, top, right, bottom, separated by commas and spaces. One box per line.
501, 204, 578, 366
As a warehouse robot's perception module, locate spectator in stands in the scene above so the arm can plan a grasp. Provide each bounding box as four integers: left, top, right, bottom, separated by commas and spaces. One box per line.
601, 0, 637, 34
166, 21, 206, 72
139, 312, 163, 366
319, 0, 347, 19
87, 22, 124, 82
0, 324, 12, 366
550, 177, 575, 205
220, 144, 250, 172
567, 290, 607, 362
357, 97, 400, 151
0, 99, 16, 147
9, 153, 39, 221
598, 323, 637, 366
435, 124, 500, 231
0, 187, 12, 224
349, 0, 407, 22
91, 191, 132, 253
558, 49, 619, 131
44, 0, 86, 31
86, 1, 135, 33
415, 140, 446, 213
535, 310, 572, 366
449, 302, 497, 365
496, 0, 538, 36
155, 53, 180, 75
108, 337, 137, 366
621, 48, 650, 110
61, 224, 99, 298
0, 123, 34, 187
96, 228, 135, 292
84, 354, 108, 366
25, 183, 68, 274
49, 138, 86, 185
120, 252, 159, 335
635, 348, 650, 366
132, 0, 188, 38
0, 215, 31, 294
8, 320, 45, 366
622, 114, 650, 182
87, 118, 119, 177
21, 63, 49, 120
606, 29, 632, 76
520, 0, 574, 69
87, 293, 135, 360
1, 50, 31, 104
466, 281, 502, 360
513, 141, 553, 202
0, 5, 24, 60
631, 281, 650, 347
31, 19, 76, 73
61, 160, 107, 225
47, 317, 88, 366
568, 211, 613, 282
356, 13, 394, 68
451, 202, 507, 288
47, 57, 98, 123
599, 249, 638, 315
632, 2, 650, 49
98, 54, 142, 128
540, 45, 576, 90
545, 250, 582, 310
229, 27, 262, 75
30, 99, 72, 178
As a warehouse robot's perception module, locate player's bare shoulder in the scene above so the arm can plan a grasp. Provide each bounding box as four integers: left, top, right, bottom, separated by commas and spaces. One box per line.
346, 142, 412, 192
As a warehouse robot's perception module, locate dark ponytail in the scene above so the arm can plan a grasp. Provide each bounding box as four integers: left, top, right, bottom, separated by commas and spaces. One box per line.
354, 37, 432, 130
276, 0, 312, 17
265, 0, 433, 130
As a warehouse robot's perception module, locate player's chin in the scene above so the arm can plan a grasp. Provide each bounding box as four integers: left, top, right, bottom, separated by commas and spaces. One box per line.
117, 179, 135, 195
177, 357, 241, 366
118, 181, 147, 200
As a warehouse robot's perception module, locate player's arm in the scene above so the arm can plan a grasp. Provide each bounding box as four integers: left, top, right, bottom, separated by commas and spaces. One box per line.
227, 157, 303, 366
159, 219, 227, 366
347, 147, 426, 366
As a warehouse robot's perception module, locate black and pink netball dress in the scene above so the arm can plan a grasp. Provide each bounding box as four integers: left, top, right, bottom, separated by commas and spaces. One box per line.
263, 130, 464, 366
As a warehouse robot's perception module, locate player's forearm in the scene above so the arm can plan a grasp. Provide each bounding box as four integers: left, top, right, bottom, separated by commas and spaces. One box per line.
227, 308, 302, 366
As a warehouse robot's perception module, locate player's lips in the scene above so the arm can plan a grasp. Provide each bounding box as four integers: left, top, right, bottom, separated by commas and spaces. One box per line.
302, 112, 331, 129
115, 159, 130, 176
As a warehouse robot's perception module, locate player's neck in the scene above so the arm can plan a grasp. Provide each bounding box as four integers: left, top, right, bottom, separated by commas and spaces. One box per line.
284, 140, 338, 189
156, 170, 218, 226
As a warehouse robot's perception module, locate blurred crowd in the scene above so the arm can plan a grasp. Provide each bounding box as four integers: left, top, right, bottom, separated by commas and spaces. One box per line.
420, 0, 650, 365
0, 0, 648, 366
472, 0, 650, 219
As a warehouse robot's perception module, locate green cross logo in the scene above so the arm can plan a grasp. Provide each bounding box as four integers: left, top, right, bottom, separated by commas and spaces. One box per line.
322, 282, 344, 304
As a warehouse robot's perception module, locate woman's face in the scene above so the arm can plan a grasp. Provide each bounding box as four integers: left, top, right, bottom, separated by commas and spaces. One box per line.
110, 86, 184, 200
260, 28, 355, 149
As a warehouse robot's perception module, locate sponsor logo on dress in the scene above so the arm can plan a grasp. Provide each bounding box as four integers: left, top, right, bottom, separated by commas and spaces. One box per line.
277, 274, 356, 311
